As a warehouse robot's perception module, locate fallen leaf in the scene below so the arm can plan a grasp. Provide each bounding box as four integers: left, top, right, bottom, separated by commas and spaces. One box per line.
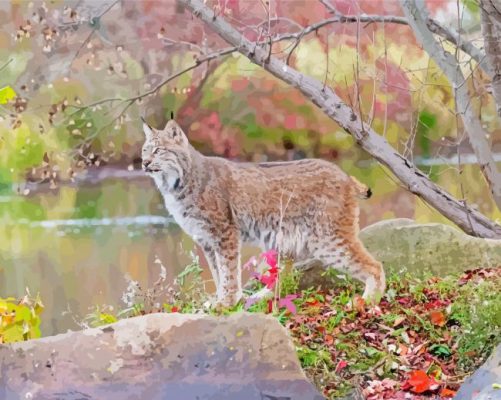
403, 370, 440, 394
353, 295, 365, 313
429, 310, 446, 327
393, 316, 406, 327
335, 359, 348, 373
324, 334, 334, 346
439, 388, 457, 397
278, 294, 298, 314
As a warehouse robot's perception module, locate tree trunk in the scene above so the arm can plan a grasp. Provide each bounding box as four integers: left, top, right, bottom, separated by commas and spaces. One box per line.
481, 0, 501, 117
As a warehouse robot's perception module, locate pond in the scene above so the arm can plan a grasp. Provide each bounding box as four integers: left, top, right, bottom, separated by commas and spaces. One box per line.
0, 177, 204, 336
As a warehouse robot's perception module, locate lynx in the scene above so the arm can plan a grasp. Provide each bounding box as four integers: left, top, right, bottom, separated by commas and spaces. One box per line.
141, 117, 385, 307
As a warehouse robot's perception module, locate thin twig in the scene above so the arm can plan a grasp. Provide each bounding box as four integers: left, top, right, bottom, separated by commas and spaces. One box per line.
68, 0, 121, 72
318, 0, 339, 14
0, 58, 13, 73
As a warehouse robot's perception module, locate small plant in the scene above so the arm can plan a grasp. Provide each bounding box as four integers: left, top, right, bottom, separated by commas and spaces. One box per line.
84, 305, 118, 328
0, 289, 43, 343
450, 272, 501, 371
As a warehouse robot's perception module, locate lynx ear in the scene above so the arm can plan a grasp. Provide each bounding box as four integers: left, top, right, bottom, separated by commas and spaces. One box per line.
163, 119, 188, 144
141, 117, 154, 138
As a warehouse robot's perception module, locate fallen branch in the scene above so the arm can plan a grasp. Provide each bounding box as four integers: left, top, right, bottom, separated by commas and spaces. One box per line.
180, 0, 501, 238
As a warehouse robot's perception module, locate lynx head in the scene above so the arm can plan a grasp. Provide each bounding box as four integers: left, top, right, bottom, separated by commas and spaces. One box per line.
141, 116, 190, 186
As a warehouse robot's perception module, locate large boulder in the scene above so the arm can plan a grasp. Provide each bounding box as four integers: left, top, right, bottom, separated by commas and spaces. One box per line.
454, 344, 501, 400
297, 219, 501, 289
0, 313, 324, 400
360, 219, 501, 276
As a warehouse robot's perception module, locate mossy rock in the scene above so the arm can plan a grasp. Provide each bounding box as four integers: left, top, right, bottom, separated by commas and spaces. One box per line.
360, 218, 501, 276
298, 218, 501, 289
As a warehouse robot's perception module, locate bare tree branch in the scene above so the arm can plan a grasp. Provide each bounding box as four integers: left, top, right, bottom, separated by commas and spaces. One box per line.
180, 0, 501, 239
401, 0, 501, 211
0, 58, 13, 73
14, 0, 120, 92
426, 18, 489, 75
13, 0, 490, 97
78, 47, 233, 108
271, 11, 489, 76
480, 0, 501, 116
318, 0, 339, 15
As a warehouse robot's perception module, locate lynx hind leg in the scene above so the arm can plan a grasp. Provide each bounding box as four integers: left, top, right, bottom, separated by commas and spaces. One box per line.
313, 237, 386, 303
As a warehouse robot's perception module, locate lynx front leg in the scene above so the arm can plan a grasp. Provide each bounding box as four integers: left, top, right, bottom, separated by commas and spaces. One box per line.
213, 229, 242, 308
201, 247, 220, 290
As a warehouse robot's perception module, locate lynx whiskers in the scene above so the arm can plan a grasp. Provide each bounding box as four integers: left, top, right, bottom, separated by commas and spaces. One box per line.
141, 117, 385, 307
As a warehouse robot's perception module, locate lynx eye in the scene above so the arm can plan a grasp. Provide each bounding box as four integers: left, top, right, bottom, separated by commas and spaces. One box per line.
152, 147, 161, 155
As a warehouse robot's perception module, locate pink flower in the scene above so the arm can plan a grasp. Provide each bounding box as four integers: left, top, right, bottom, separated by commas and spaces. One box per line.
261, 250, 278, 269
244, 296, 260, 310
259, 269, 278, 289
242, 256, 258, 271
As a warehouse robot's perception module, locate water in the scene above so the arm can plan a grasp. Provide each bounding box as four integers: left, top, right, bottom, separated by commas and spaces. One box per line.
0, 177, 204, 336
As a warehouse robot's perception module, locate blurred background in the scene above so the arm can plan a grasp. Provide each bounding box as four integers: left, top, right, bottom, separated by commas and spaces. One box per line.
0, 0, 499, 335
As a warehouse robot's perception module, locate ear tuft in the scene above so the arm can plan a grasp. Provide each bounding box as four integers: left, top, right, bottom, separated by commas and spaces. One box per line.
142, 117, 154, 138
170, 111, 174, 120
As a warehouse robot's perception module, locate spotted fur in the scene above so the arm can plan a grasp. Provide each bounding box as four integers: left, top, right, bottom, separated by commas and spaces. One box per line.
141, 118, 386, 307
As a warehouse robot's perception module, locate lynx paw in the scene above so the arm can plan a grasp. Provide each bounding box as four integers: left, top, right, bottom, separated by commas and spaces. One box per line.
362, 275, 386, 304
212, 292, 244, 313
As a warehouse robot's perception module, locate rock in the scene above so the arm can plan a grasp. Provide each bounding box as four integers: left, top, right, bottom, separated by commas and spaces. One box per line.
454, 344, 501, 400
0, 313, 324, 400
297, 218, 501, 289
360, 219, 501, 276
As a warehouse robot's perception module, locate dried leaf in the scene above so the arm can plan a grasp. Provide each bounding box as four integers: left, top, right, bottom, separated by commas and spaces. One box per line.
439, 388, 456, 397
429, 310, 446, 327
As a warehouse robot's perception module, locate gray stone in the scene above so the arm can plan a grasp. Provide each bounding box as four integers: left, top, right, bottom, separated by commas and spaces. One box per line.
297, 218, 501, 289
455, 344, 501, 400
360, 219, 501, 276
0, 313, 324, 400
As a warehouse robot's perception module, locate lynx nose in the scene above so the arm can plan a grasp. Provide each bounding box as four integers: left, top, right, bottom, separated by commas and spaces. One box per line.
142, 159, 152, 169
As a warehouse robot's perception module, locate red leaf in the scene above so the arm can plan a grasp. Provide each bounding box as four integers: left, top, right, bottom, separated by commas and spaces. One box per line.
439, 388, 457, 398
171, 306, 179, 313
429, 310, 446, 327
403, 370, 440, 394
231, 78, 248, 92
335, 359, 348, 373
306, 298, 320, 307
284, 114, 297, 129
